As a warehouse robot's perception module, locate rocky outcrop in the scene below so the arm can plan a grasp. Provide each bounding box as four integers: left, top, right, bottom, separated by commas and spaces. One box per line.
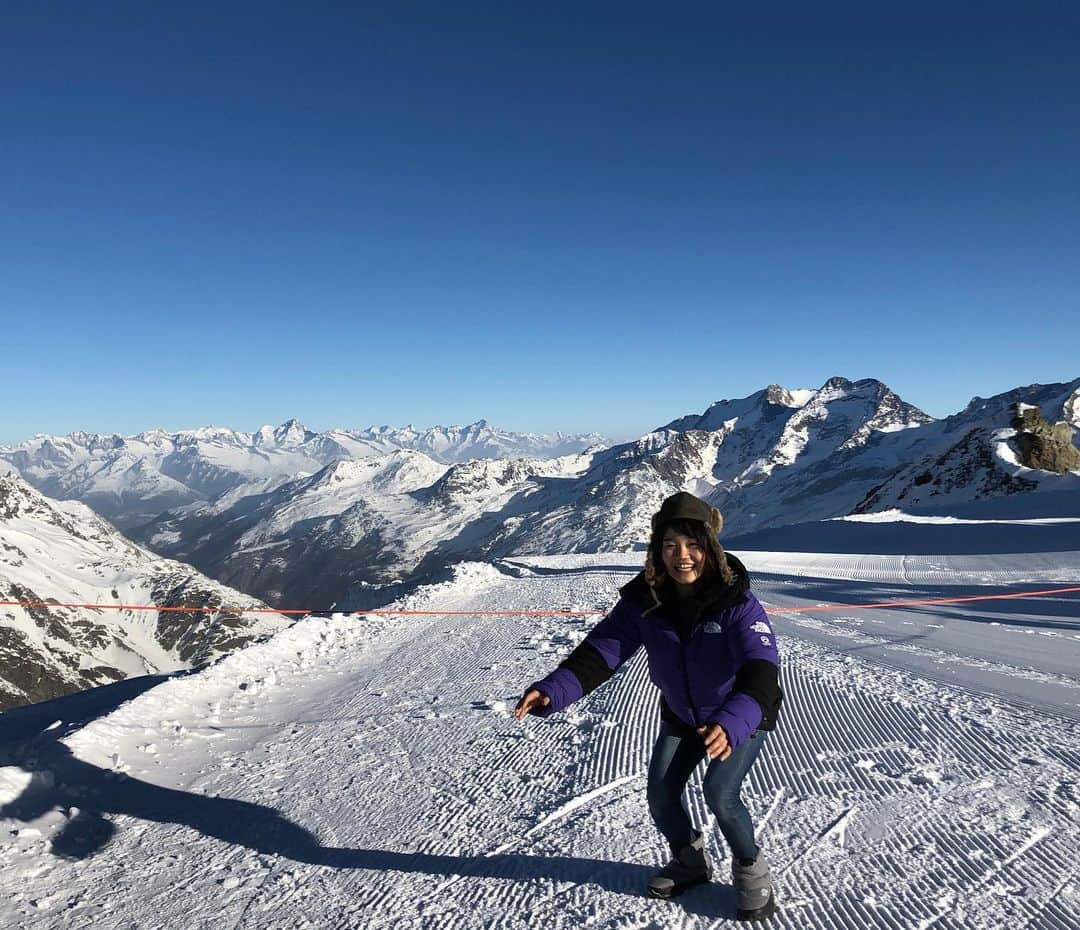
1011, 403, 1080, 473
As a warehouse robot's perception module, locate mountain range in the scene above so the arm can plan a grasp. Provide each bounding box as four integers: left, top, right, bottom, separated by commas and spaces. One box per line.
3, 376, 1078, 614
0, 420, 607, 531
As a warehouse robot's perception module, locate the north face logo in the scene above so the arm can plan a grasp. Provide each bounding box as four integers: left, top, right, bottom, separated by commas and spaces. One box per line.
703, 621, 724, 634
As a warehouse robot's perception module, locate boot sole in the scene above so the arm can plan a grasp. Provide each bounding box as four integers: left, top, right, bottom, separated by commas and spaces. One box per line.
647, 876, 711, 899
736, 890, 777, 921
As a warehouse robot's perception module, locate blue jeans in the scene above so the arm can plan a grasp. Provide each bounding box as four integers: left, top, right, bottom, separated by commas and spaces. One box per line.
646, 720, 767, 861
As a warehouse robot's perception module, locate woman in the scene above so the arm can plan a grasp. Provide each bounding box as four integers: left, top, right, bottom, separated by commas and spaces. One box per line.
514, 491, 782, 920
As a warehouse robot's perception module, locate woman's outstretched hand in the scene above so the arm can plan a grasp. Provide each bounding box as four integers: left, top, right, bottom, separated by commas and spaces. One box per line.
514, 689, 551, 720
698, 723, 732, 761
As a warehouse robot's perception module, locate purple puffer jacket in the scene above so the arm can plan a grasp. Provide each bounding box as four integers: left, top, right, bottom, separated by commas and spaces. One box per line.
527, 568, 780, 750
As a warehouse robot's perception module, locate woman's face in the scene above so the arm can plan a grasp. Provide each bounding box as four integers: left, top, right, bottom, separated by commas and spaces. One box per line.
661, 528, 707, 584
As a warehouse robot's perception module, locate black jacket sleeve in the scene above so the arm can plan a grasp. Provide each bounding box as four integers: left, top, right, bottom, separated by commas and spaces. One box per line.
732, 658, 783, 731
556, 640, 616, 699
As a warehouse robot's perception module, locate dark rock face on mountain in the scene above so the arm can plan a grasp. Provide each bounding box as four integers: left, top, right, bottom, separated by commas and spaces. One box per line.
1011, 403, 1080, 473
0, 476, 290, 712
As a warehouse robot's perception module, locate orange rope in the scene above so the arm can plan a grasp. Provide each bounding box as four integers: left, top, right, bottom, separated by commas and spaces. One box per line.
1, 585, 1078, 618
764, 585, 1080, 613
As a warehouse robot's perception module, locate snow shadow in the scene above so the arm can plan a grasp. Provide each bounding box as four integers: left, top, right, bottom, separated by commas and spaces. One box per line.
0, 685, 746, 914
0, 741, 748, 908
494, 560, 642, 578
1, 739, 333, 861
754, 576, 1080, 633
0, 675, 335, 862
335, 565, 457, 613
727, 517, 1080, 554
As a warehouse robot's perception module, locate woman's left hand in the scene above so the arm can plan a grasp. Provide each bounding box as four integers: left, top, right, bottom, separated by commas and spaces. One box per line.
697, 723, 732, 761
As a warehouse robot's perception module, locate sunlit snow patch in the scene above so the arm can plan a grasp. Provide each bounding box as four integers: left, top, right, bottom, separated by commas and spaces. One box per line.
0, 768, 33, 806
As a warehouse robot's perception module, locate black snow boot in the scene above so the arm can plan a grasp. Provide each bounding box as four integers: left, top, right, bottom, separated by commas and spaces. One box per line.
732, 849, 777, 921
647, 829, 711, 899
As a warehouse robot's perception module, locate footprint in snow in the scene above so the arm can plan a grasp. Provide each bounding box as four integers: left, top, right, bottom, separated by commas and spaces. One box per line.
469, 700, 510, 714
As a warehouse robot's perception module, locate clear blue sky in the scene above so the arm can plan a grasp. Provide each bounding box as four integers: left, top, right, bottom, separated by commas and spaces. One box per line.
3, 3, 1078, 445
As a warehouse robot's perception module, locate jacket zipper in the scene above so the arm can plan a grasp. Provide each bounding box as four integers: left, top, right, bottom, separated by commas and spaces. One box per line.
679, 636, 698, 728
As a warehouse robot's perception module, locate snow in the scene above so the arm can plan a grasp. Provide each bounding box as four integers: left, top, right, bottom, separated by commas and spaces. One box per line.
729, 491, 1080, 556
995, 433, 1022, 466
1064, 388, 1080, 429
835, 508, 1080, 526
1, 535, 1078, 929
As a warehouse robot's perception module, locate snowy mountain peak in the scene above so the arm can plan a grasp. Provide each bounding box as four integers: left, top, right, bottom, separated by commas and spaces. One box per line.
290, 451, 448, 501
808, 377, 902, 407
812, 375, 881, 405
764, 384, 812, 408
0, 474, 153, 554
851, 377, 1080, 515
275, 418, 312, 446
346, 421, 607, 463
252, 425, 277, 447
660, 377, 915, 436
821, 374, 854, 392
251, 419, 312, 449
2, 420, 607, 532
957, 381, 1080, 425
63, 430, 124, 450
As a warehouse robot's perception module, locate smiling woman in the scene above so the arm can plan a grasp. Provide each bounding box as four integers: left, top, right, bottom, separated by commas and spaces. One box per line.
515, 491, 783, 920
661, 525, 709, 584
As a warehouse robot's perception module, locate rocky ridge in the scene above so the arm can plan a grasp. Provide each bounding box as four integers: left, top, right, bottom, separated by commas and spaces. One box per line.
0, 475, 290, 711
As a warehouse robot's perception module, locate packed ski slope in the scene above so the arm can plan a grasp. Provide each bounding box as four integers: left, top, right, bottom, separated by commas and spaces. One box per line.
1, 548, 1079, 930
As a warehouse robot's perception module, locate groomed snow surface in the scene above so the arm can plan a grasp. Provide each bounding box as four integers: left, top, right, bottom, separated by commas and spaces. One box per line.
2, 550, 1079, 930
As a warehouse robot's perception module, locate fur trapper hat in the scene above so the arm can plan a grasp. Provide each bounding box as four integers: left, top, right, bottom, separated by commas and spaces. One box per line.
644, 491, 735, 587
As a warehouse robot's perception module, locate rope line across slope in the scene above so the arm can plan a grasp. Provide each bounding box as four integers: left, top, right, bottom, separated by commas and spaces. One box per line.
1, 585, 1079, 618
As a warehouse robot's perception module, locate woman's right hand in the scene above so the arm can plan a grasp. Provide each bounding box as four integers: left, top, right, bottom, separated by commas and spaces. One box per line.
514, 689, 551, 720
